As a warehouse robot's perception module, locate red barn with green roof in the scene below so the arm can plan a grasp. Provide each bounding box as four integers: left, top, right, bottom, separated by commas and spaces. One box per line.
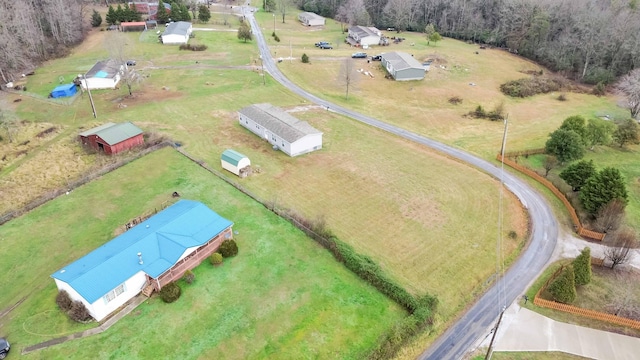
79, 122, 144, 155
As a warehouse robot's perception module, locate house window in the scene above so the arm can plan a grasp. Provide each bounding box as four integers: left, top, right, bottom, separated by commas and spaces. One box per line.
103, 282, 127, 304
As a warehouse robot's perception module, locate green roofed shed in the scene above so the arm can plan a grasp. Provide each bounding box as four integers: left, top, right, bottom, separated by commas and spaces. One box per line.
221, 149, 251, 177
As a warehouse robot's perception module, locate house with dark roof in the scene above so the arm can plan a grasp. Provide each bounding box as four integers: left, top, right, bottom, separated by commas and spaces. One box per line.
238, 104, 323, 157
298, 12, 325, 26
81, 59, 125, 90
79, 122, 144, 155
161, 21, 192, 45
381, 52, 426, 81
347, 26, 382, 47
51, 200, 234, 321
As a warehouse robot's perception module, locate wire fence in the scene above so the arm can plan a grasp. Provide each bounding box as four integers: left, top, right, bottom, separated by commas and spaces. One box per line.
2, 88, 80, 106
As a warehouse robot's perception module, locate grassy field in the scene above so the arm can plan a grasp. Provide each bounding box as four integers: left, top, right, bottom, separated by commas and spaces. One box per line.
0, 148, 405, 358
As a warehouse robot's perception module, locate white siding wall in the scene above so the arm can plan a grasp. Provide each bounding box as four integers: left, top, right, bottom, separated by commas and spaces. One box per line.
162, 34, 188, 44
290, 133, 323, 156
360, 36, 380, 47
54, 272, 147, 321
81, 76, 120, 90
222, 161, 240, 175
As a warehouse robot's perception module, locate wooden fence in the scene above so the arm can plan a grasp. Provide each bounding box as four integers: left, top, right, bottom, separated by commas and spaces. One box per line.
534, 263, 640, 330
497, 152, 606, 241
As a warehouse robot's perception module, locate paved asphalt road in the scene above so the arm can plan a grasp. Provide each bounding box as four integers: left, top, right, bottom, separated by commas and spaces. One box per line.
245, 10, 559, 359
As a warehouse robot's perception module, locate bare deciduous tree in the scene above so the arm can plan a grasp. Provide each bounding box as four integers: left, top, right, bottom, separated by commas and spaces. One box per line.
339, 57, 359, 100
607, 269, 640, 320
104, 32, 143, 96
543, 155, 558, 177
336, 0, 371, 32
0, 110, 19, 143
604, 229, 637, 269
595, 199, 625, 233
616, 69, 640, 119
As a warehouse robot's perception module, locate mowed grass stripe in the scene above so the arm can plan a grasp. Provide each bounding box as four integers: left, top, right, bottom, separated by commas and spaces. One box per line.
1, 148, 404, 359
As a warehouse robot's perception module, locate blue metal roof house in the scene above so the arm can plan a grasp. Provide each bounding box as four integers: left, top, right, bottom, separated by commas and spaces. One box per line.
51, 200, 234, 321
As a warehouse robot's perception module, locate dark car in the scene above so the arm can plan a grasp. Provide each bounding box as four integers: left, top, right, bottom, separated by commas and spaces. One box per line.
315, 41, 329, 47
351, 52, 367, 58
126, 60, 136, 66
371, 54, 382, 61
0, 338, 10, 360
319, 43, 333, 49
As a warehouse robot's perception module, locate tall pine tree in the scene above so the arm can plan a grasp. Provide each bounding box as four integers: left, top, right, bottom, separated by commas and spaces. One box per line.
573, 247, 592, 286
156, 1, 170, 24
106, 5, 118, 26
548, 266, 577, 304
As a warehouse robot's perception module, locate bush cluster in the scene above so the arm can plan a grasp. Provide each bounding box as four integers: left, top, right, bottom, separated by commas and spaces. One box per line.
159, 282, 182, 303
179, 44, 207, 51
301, 53, 309, 63
548, 266, 577, 304
219, 239, 238, 258
500, 77, 562, 97
56, 291, 93, 322
210, 252, 223, 265
183, 269, 195, 284
467, 103, 505, 121
448, 96, 463, 105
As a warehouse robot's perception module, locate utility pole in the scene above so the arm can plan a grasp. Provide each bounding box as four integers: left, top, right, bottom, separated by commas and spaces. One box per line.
273, 13, 275, 34
83, 74, 97, 118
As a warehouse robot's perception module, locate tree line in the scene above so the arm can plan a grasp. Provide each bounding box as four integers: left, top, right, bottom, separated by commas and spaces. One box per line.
0, 0, 91, 82
294, 0, 640, 84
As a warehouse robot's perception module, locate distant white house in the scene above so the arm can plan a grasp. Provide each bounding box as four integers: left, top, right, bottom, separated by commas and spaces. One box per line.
347, 26, 381, 47
298, 12, 325, 26
221, 149, 251, 177
80, 60, 125, 90
50, 200, 234, 321
238, 103, 323, 157
161, 21, 192, 45
381, 52, 426, 81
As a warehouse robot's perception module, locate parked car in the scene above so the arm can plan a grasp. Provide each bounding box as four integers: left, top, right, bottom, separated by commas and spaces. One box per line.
319, 43, 333, 49
106, 25, 117, 31
371, 54, 382, 61
126, 60, 136, 66
315, 41, 329, 47
0, 337, 10, 360
351, 52, 367, 58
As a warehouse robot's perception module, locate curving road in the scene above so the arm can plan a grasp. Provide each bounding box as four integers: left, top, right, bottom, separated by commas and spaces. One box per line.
244, 9, 558, 359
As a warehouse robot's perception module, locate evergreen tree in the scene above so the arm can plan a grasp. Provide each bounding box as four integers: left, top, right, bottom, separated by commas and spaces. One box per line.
179, 4, 192, 21
91, 10, 103, 27
559, 160, 596, 191
429, 32, 442, 46
156, 1, 170, 24
115, 4, 125, 23
559, 115, 588, 145
613, 119, 640, 147
580, 167, 628, 215
106, 5, 118, 26
123, 5, 141, 22
545, 129, 585, 163
548, 266, 577, 304
198, 4, 211, 23
573, 247, 592, 286
238, 21, 252, 42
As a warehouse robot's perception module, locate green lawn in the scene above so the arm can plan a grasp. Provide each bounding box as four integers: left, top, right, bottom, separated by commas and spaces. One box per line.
0, 148, 405, 359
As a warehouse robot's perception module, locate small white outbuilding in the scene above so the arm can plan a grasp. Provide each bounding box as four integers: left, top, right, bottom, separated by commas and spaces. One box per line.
221, 149, 251, 177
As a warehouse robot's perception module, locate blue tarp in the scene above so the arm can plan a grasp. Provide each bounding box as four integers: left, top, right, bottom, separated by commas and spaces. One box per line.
50, 83, 77, 98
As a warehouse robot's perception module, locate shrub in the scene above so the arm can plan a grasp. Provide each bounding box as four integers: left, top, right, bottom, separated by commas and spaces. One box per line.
473, 105, 486, 118
159, 282, 182, 303
55, 290, 74, 312
557, 93, 567, 101
210, 252, 223, 265
274, 35, 280, 42
272, 31, 276, 37
183, 269, 195, 284
219, 239, 238, 258
448, 96, 462, 105
179, 44, 207, 51
508, 230, 517, 239
547, 266, 576, 304
301, 53, 309, 63
500, 77, 562, 97
69, 301, 92, 322
573, 247, 592, 286
593, 81, 606, 96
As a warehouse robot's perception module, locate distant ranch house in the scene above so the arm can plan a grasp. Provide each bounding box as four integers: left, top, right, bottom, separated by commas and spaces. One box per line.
238, 103, 323, 157
80, 59, 124, 90
221, 149, 251, 177
298, 12, 325, 26
347, 26, 382, 47
51, 200, 234, 321
161, 21, 192, 45
381, 52, 426, 81
79, 122, 144, 155
128, 1, 171, 20
120, 21, 147, 32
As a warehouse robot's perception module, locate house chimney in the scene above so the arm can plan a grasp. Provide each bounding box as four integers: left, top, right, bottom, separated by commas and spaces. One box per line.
137, 252, 144, 265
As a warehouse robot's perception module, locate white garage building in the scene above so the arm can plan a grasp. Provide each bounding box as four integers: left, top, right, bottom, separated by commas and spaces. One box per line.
161, 21, 193, 45
80, 60, 124, 90
238, 103, 323, 157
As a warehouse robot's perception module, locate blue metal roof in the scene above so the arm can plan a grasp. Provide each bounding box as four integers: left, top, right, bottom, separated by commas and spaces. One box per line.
51, 200, 233, 303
